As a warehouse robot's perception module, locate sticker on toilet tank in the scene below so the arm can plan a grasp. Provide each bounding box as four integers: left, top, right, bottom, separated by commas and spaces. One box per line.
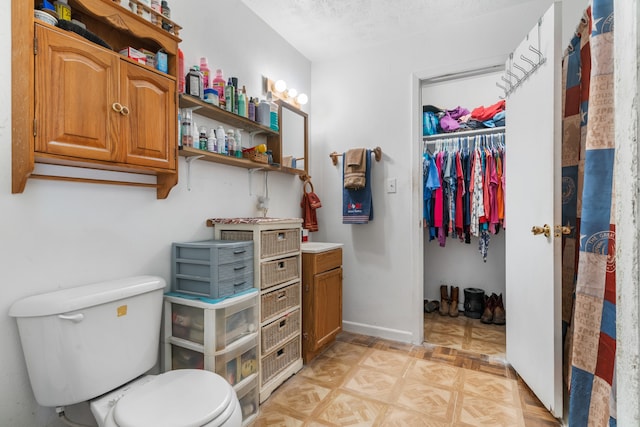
117, 305, 128, 317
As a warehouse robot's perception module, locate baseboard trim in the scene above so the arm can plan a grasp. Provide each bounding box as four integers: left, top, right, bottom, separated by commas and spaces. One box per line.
342, 321, 414, 344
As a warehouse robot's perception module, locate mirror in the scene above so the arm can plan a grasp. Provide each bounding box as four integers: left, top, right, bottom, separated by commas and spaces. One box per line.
278, 101, 308, 176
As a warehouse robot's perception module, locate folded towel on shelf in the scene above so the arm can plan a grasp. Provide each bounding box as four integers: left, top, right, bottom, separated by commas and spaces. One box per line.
343, 148, 367, 189
343, 149, 373, 224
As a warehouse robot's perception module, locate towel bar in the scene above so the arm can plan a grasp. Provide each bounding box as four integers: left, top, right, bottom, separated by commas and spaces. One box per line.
329, 147, 382, 166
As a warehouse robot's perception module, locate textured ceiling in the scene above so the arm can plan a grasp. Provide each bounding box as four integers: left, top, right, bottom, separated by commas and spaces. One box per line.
240, 0, 537, 61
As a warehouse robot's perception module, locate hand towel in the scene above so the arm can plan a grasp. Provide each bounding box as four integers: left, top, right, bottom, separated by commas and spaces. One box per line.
301, 179, 321, 232
343, 149, 373, 224
343, 148, 367, 189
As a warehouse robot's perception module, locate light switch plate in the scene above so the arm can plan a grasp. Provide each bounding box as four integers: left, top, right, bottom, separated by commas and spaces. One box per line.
386, 178, 397, 193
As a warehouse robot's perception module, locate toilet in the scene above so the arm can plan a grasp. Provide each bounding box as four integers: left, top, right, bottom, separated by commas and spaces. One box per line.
9, 276, 242, 427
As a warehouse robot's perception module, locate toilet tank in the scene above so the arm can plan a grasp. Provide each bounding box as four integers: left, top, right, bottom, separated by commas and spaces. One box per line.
9, 276, 166, 407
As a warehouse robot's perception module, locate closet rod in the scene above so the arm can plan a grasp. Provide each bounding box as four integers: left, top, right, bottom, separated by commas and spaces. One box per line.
329, 146, 382, 166
422, 126, 505, 141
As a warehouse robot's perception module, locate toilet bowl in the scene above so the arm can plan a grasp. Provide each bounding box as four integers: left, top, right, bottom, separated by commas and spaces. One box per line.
91, 370, 242, 427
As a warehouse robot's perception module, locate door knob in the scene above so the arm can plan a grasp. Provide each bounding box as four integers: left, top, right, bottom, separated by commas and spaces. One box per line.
555, 225, 572, 237
531, 224, 550, 238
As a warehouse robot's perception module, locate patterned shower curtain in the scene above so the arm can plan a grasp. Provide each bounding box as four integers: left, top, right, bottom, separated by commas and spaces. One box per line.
562, 0, 616, 425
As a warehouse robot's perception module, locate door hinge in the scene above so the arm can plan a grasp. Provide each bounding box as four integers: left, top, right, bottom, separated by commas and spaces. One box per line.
302, 332, 309, 340
34, 36, 38, 55
33, 118, 37, 137
304, 283, 309, 292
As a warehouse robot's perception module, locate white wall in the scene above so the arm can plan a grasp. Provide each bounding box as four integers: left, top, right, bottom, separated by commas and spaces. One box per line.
0, 1, 310, 425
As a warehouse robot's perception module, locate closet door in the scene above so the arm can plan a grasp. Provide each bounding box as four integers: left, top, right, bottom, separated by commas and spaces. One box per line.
504, 2, 563, 417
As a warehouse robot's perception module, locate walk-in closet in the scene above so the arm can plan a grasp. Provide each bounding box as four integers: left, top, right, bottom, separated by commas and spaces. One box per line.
421, 68, 508, 358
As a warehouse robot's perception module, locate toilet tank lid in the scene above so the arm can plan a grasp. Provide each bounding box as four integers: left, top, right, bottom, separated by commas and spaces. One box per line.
9, 276, 166, 318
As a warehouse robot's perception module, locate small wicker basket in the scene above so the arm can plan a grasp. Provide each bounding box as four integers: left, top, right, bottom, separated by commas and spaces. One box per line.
243, 150, 269, 164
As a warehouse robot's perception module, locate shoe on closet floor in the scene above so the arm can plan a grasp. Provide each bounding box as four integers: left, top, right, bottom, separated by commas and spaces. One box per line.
480, 293, 498, 324
493, 293, 506, 325
424, 299, 440, 313
439, 285, 450, 316
449, 286, 459, 317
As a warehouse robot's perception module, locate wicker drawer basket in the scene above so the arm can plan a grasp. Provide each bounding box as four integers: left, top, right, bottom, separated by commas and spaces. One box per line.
261, 336, 300, 386
220, 230, 254, 242
261, 309, 300, 355
260, 255, 300, 289
261, 282, 300, 322
260, 229, 300, 259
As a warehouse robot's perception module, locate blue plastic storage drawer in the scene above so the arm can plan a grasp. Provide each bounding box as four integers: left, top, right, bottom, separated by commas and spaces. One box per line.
172, 240, 254, 299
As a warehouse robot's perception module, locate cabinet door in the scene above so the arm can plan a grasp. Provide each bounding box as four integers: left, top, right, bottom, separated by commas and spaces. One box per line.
120, 61, 176, 169
35, 25, 119, 161
312, 267, 342, 349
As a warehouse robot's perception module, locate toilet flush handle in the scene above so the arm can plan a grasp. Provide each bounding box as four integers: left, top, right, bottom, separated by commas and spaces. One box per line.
58, 313, 84, 323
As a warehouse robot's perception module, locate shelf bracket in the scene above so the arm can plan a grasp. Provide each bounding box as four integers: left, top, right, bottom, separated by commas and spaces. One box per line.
185, 155, 204, 191
249, 131, 264, 146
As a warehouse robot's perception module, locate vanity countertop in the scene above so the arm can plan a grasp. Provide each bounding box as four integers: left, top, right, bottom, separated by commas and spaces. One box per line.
301, 242, 344, 253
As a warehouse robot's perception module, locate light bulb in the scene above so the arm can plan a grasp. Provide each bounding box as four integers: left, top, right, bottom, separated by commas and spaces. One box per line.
287, 88, 298, 99
296, 93, 308, 105
274, 79, 287, 93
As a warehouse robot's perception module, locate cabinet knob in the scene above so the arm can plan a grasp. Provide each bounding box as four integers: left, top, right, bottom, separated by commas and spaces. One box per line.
112, 102, 123, 113
120, 105, 130, 116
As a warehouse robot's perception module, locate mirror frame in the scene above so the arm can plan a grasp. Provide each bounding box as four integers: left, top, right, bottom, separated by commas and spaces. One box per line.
275, 100, 308, 177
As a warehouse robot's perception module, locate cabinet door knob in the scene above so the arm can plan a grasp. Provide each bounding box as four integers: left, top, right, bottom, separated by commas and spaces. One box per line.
112, 102, 123, 113
120, 105, 130, 116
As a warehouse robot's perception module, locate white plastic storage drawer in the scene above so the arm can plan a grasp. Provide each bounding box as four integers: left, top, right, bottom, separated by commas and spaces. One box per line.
216, 336, 258, 387
259, 255, 300, 289
168, 343, 214, 371
166, 293, 258, 351
260, 229, 300, 259
260, 282, 301, 323
261, 309, 300, 355
261, 336, 301, 386
235, 376, 259, 424
172, 240, 253, 299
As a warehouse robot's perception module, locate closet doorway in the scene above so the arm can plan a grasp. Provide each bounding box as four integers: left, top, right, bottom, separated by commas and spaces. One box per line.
420, 66, 507, 359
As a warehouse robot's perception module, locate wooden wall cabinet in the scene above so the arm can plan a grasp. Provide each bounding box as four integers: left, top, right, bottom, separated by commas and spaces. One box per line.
13, 0, 182, 198
302, 246, 343, 363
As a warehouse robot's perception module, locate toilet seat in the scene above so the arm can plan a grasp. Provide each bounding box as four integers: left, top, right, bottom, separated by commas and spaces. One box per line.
101, 370, 238, 427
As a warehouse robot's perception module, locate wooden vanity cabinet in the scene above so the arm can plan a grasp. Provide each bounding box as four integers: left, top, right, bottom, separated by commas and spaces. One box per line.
302, 248, 343, 363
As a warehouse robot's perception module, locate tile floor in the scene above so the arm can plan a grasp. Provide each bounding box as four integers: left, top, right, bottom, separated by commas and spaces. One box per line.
250, 324, 560, 426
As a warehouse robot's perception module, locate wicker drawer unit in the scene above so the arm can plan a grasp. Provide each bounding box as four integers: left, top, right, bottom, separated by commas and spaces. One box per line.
261, 309, 301, 355
172, 240, 254, 299
261, 282, 301, 323
261, 336, 301, 386
207, 218, 304, 404
260, 255, 300, 289
260, 229, 300, 259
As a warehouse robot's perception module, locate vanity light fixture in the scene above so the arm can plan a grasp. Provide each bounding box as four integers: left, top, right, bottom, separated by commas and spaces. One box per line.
263, 76, 308, 109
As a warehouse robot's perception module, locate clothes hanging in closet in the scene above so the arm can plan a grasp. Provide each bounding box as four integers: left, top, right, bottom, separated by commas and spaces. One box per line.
423, 133, 505, 261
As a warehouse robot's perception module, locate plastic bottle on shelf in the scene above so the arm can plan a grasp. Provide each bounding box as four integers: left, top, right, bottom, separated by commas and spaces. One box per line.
267, 91, 279, 131
238, 91, 247, 118
199, 126, 208, 151
211, 69, 226, 109
54, 0, 71, 20
256, 99, 270, 128
207, 128, 216, 152
161, 1, 172, 32
226, 129, 236, 157
181, 109, 192, 147
185, 66, 203, 99
199, 57, 210, 88
225, 79, 234, 113
234, 129, 243, 158
216, 125, 226, 155
248, 97, 256, 121
177, 48, 185, 94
